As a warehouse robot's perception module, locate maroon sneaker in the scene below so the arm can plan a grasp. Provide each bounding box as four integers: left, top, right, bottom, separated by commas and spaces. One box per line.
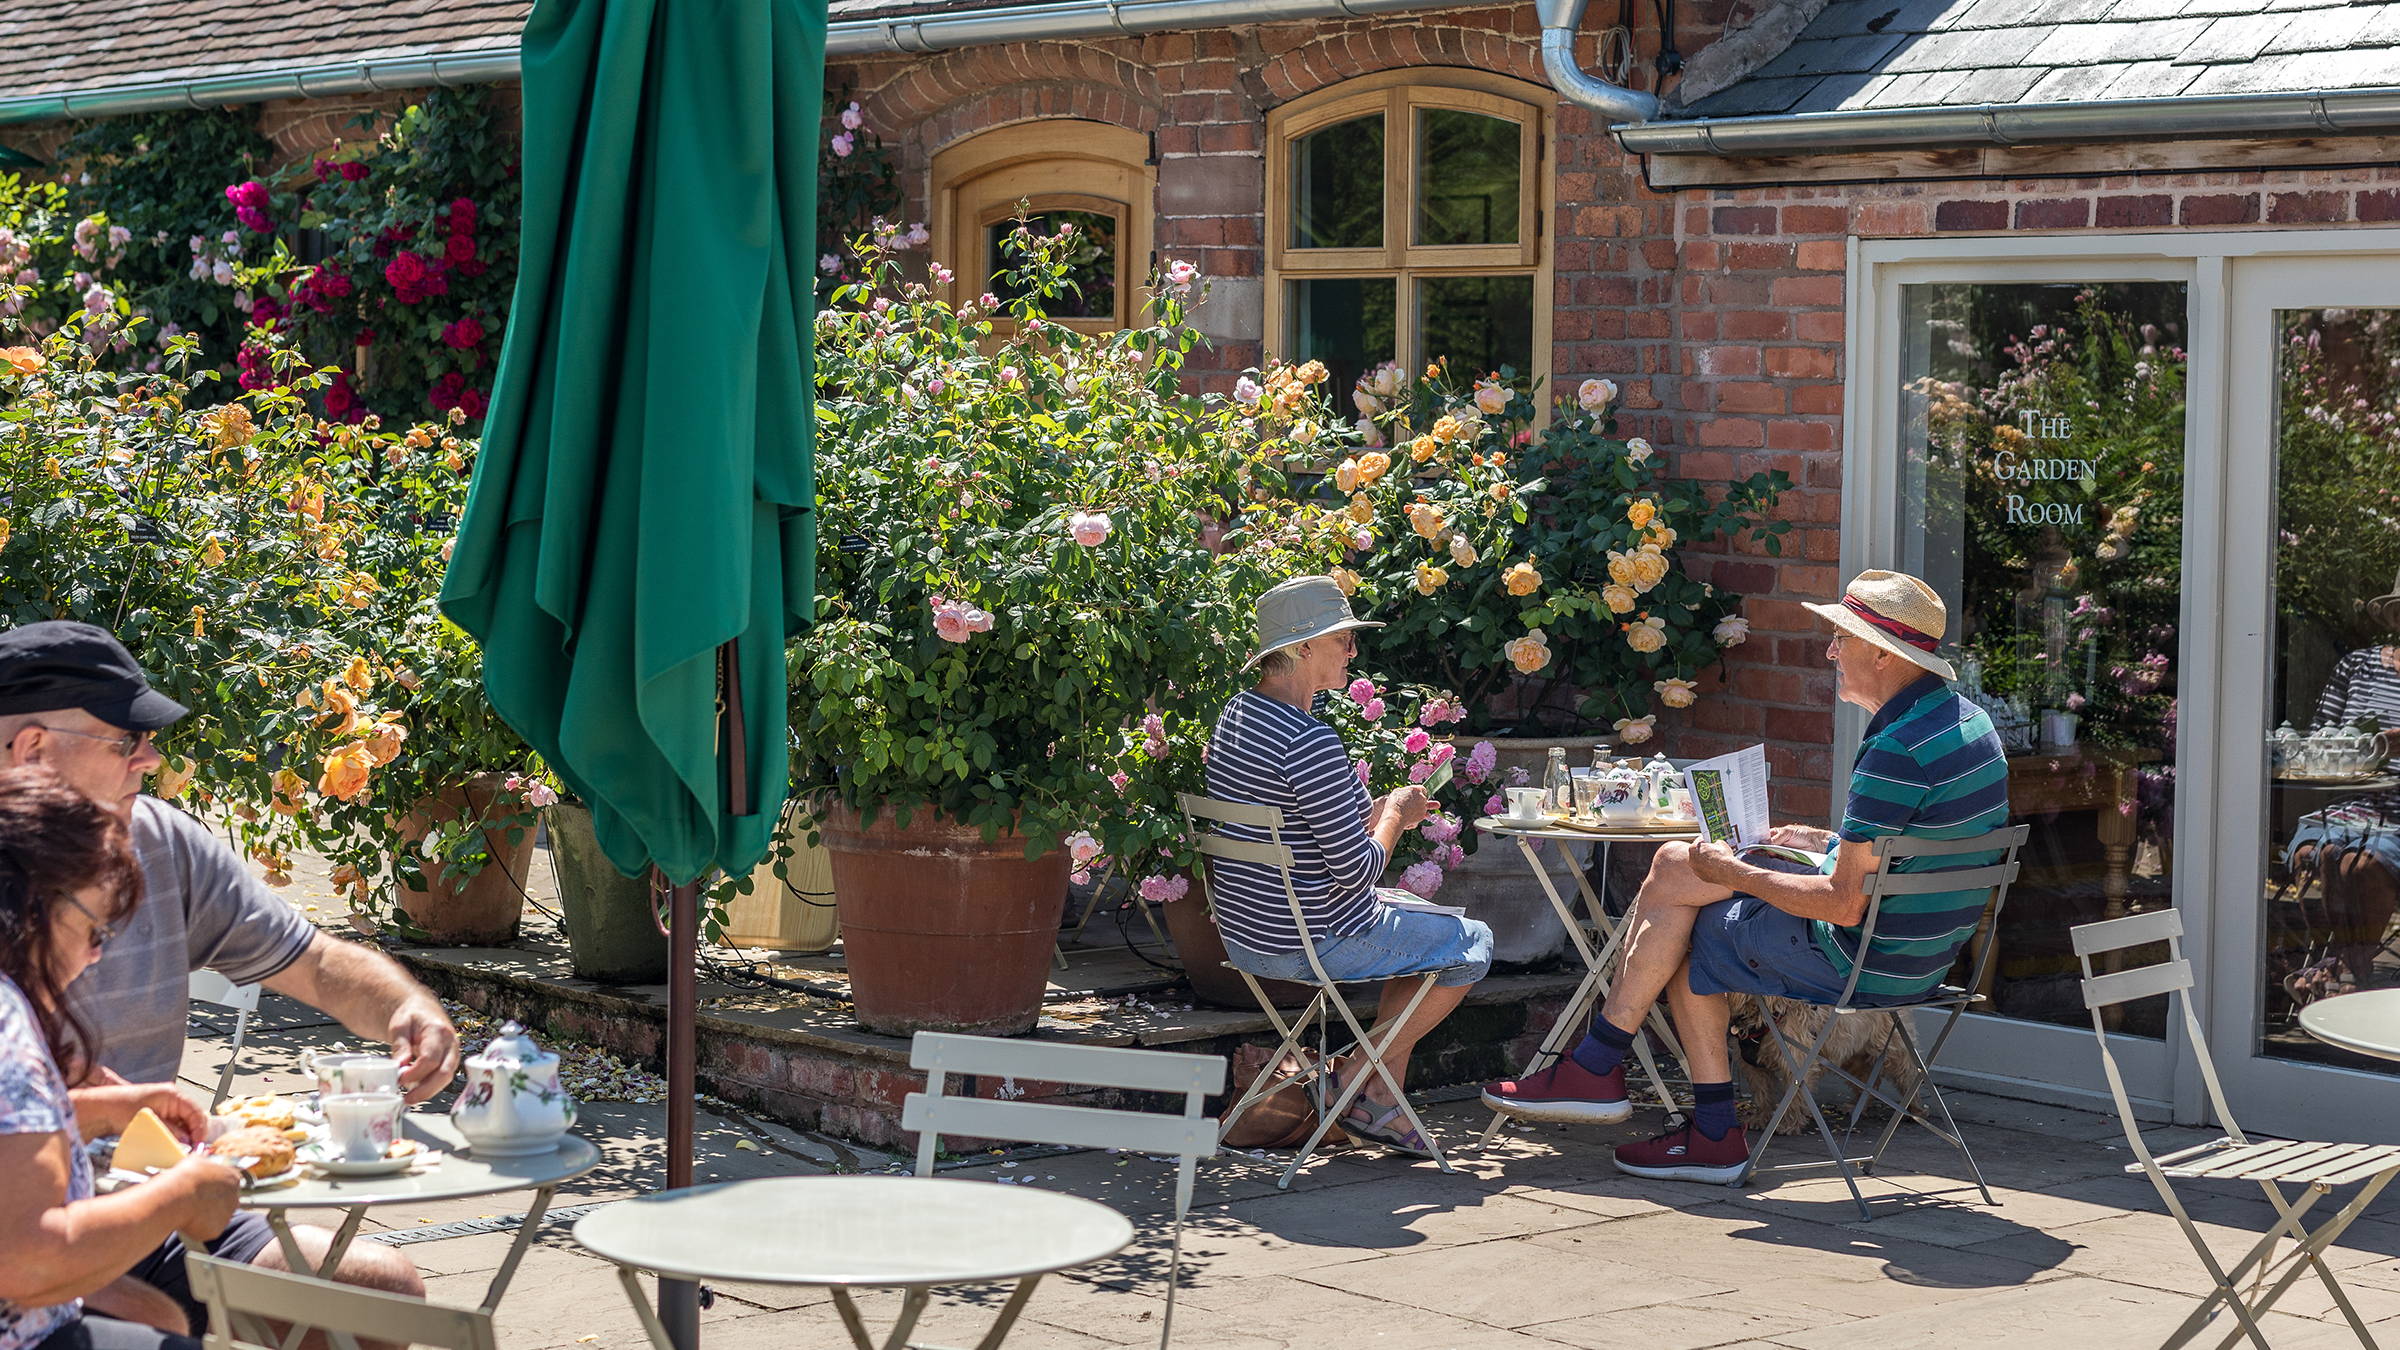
1613, 1117, 1750, 1184
1480, 1055, 1631, 1124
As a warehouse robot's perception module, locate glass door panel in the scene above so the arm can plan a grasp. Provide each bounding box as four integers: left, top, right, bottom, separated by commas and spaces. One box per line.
1897, 280, 2189, 1038
2261, 306, 2400, 1073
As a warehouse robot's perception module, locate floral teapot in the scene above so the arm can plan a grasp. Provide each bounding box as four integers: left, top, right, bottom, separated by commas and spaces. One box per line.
452, 1021, 577, 1156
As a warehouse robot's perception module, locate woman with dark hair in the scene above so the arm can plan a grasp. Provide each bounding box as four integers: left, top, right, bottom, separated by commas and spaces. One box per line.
0, 766, 243, 1350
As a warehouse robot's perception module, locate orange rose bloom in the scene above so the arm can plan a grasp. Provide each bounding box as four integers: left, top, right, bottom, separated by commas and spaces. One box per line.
1, 347, 44, 376
343, 655, 374, 693
361, 717, 409, 767
1503, 561, 1541, 597
318, 745, 374, 802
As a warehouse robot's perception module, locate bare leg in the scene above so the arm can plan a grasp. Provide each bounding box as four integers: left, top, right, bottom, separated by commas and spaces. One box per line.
251, 1225, 425, 1350
1344, 980, 1473, 1108
1600, 842, 1738, 1035
1664, 962, 1733, 1083
2325, 851, 2400, 990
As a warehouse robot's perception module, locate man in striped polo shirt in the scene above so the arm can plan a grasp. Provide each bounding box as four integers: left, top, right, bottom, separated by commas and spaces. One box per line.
1484, 570, 2008, 1184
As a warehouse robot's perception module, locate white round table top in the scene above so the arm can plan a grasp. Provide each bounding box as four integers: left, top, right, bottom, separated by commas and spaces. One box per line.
1475, 815, 1702, 844
241, 1112, 600, 1211
573, 1175, 1135, 1287
2299, 989, 2400, 1062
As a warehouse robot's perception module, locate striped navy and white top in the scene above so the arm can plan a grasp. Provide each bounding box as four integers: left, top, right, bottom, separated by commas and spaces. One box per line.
1201, 690, 1385, 954
2314, 646, 2400, 822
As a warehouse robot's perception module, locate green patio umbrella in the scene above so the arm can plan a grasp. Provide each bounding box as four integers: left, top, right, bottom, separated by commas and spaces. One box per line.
439, 0, 821, 1340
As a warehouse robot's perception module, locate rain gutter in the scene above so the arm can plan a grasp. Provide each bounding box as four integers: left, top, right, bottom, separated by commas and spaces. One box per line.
1615, 86, 2400, 156
0, 0, 1472, 127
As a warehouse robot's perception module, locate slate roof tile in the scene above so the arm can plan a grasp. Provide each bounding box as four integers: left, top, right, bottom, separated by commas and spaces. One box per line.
1677, 0, 2400, 120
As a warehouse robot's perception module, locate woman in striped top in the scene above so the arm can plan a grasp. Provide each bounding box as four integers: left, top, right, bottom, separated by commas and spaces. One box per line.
1202, 577, 1491, 1158
2287, 571, 2400, 994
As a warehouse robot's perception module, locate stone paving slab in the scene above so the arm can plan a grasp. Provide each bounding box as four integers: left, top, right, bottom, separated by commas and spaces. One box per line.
171, 994, 2400, 1349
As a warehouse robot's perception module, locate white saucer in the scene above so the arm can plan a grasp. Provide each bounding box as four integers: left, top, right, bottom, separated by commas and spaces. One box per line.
308, 1153, 419, 1178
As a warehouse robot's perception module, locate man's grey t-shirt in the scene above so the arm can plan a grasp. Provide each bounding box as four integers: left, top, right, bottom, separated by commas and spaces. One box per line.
69, 796, 317, 1086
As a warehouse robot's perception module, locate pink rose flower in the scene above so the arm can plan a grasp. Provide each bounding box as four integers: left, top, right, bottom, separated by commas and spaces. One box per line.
1065, 831, 1103, 866
1427, 743, 1455, 768
1108, 772, 1131, 795
1138, 874, 1191, 903
1069, 511, 1114, 547
830, 131, 855, 158
1347, 678, 1377, 706
1465, 740, 1498, 783
1403, 729, 1433, 755
1420, 814, 1461, 844
840, 102, 864, 131
1360, 697, 1386, 721
1484, 792, 1506, 816
1407, 760, 1434, 784
1398, 861, 1445, 898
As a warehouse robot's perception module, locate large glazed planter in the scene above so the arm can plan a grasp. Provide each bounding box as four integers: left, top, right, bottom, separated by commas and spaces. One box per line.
1165, 870, 1315, 1010
1440, 735, 1615, 968
392, 774, 535, 947
821, 801, 1067, 1036
724, 806, 842, 955
547, 801, 668, 984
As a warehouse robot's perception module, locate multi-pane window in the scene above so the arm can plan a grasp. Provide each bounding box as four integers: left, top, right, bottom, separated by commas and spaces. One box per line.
932, 122, 1154, 336
1268, 74, 1548, 401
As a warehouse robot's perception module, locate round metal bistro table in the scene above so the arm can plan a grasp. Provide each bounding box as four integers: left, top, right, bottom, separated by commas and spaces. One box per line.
1473, 815, 1703, 1141
2300, 988, 2400, 1062
574, 1175, 1136, 1350
239, 1112, 600, 1315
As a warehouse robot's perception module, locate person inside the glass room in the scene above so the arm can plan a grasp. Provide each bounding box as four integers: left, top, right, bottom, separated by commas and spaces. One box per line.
2283, 568, 2400, 1003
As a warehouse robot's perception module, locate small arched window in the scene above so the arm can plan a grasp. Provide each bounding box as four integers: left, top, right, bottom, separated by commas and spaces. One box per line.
932, 121, 1155, 335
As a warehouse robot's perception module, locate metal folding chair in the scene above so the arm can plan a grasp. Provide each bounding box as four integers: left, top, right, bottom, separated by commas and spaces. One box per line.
904, 1032, 1223, 1350
188, 968, 262, 1110
1179, 792, 1458, 1189
2073, 908, 2400, 1350
185, 1253, 494, 1350
1740, 825, 2028, 1221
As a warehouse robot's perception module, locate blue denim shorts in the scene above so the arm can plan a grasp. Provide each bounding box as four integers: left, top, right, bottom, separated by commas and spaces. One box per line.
1684, 896, 1866, 1004
1222, 895, 1492, 988
2288, 811, 2400, 877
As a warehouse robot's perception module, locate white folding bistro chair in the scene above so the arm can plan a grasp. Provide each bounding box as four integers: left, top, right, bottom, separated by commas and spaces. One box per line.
188, 969, 263, 1111
184, 1253, 496, 1350
1179, 792, 1457, 1189
1740, 825, 2027, 1222
905, 1032, 1223, 1350
2073, 908, 2400, 1350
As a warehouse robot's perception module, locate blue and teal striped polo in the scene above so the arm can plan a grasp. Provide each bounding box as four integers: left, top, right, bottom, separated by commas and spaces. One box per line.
1814, 673, 2012, 1001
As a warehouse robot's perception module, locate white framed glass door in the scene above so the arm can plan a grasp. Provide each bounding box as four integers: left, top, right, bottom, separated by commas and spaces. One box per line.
2210, 255, 2400, 1142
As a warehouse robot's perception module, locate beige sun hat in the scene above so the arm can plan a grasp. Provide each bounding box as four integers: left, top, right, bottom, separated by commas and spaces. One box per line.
2362, 566, 2400, 633
1801, 569, 1957, 681
1243, 576, 1384, 671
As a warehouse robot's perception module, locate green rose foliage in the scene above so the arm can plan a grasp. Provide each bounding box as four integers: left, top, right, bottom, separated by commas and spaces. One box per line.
797, 224, 1351, 854
0, 316, 535, 921
1329, 364, 1789, 737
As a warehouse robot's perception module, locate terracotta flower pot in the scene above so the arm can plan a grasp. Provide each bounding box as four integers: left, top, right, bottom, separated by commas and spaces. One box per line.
392, 774, 534, 947
1166, 869, 1315, 1009
821, 801, 1067, 1036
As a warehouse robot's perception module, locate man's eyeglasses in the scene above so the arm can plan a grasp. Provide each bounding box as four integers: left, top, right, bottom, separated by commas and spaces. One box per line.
62, 891, 118, 953
27, 725, 152, 760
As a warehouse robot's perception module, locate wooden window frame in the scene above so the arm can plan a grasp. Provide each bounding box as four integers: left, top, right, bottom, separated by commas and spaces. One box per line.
1265, 69, 1553, 399
932, 121, 1156, 335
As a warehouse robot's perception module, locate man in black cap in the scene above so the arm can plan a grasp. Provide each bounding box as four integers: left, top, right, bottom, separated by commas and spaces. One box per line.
0, 620, 435, 1330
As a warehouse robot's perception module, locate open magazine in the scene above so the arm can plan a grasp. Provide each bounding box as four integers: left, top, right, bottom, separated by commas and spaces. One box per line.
1680, 744, 1827, 871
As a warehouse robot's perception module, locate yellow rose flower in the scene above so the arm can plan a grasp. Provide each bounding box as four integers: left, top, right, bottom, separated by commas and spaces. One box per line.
343, 655, 374, 693
289, 481, 325, 521
315, 682, 361, 736
1626, 498, 1656, 529
1488, 482, 1511, 501
1, 347, 44, 376
1503, 561, 1541, 597
270, 768, 310, 816
0, 518, 10, 552
197, 537, 226, 567
188, 606, 205, 637
1643, 523, 1679, 551
1356, 452, 1391, 486
1409, 435, 1440, 463
43, 457, 62, 479
1502, 628, 1552, 674
1413, 561, 1449, 595
1406, 502, 1446, 540
1335, 458, 1361, 493
1430, 415, 1465, 444
1347, 493, 1375, 524
1613, 715, 1657, 745
1448, 535, 1478, 567
152, 756, 197, 800
1602, 583, 1638, 614
205, 404, 255, 449
1331, 566, 1360, 596
317, 744, 374, 802
1623, 615, 1668, 654
336, 572, 380, 609
1293, 419, 1320, 445
1607, 549, 1640, 589
1296, 360, 1328, 385
361, 716, 409, 767
1629, 546, 1670, 592
1655, 677, 1698, 709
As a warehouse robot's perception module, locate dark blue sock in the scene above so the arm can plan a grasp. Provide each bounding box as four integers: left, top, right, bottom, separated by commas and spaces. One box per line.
1567, 1016, 1636, 1076
1692, 1081, 1738, 1140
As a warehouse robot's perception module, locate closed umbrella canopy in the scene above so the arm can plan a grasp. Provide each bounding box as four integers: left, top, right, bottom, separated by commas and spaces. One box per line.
441, 0, 821, 885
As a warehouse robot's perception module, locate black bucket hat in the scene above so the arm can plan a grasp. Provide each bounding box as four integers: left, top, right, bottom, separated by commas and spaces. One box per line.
0, 621, 190, 731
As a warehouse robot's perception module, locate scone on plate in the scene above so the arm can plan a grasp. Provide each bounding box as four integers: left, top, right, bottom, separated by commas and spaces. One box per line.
207, 1126, 296, 1178
216, 1094, 297, 1132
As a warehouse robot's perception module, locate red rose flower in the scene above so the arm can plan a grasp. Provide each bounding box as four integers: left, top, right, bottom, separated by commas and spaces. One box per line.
444, 233, 477, 265
440, 317, 485, 350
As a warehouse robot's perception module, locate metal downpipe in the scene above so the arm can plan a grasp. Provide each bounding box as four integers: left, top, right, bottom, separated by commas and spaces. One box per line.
1535, 0, 1661, 125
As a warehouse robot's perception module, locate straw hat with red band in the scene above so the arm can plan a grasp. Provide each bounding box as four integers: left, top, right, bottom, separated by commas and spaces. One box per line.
1801, 570, 1956, 682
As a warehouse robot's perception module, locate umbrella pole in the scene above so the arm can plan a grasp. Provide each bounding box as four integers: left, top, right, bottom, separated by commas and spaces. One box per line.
658, 640, 743, 1350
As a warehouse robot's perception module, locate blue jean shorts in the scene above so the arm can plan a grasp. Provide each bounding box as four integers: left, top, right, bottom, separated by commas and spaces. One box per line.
1222, 895, 1492, 988
1684, 896, 1873, 1005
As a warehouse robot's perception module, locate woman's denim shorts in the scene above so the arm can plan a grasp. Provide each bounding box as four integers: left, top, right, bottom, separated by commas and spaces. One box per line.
1221, 894, 1492, 988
